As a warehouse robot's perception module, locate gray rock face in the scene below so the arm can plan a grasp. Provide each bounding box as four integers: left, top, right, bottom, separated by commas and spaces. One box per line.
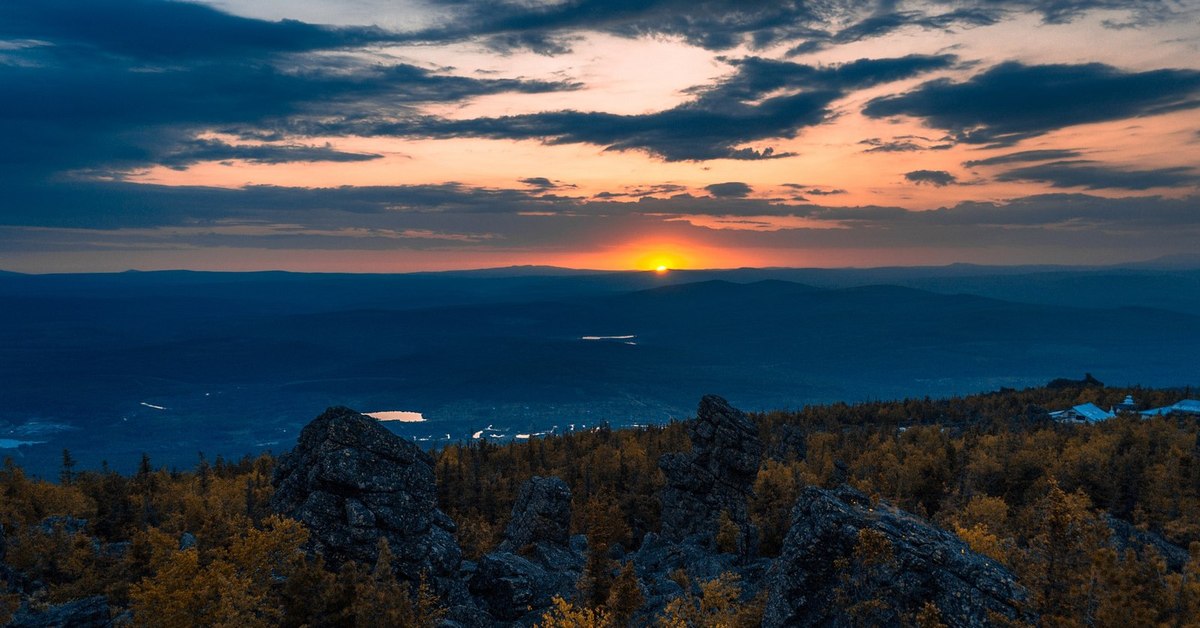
659, 395, 762, 547
7, 596, 112, 628
1105, 514, 1190, 571
470, 476, 584, 625
763, 485, 1031, 628
630, 531, 771, 619
767, 423, 807, 462
499, 476, 572, 552
271, 406, 461, 583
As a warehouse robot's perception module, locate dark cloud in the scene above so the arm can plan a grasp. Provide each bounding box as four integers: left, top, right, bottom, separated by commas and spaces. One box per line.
519, 177, 555, 188
408, 0, 1010, 57
6, 185, 1200, 267
864, 61, 1200, 146
0, 180, 588, 229
861, 139, 925, 153
942, 0, 1180, 26
860, 136, 955, 153
518, 177, 577, 190
358, 54, 956, 161
712, 54, 959, 98
779, 183, 846, 198
21, 172, 1198, 236
0, 0, 392, 61
482, 32, 578, 56
788, 7, 1000, 55
0, 0, 575, 183
593, 184, 689, 199
705, 182, 753, 198
159, 139, 382, 169
413, 0, 833, 52
912, 193, 1200, 229
995, 160, 1200, 190
962, 149, 1083, 167
905, 170, 958, 186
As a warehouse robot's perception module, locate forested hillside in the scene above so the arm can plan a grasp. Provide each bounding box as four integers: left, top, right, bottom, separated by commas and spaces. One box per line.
3, 381, 1200, 626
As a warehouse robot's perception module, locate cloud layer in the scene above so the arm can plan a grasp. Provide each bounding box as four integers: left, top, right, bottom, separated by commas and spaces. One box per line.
1, 0, 1198, 270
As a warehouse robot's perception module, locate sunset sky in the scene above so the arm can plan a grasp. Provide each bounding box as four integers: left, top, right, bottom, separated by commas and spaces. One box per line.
2, 0, 1198, 272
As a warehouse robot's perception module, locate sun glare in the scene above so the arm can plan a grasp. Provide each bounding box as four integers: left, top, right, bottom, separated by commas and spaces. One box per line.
633, 246, 691, 272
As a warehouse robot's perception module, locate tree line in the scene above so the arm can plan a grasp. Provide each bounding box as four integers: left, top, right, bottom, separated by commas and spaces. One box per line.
3, 383, 1200, 625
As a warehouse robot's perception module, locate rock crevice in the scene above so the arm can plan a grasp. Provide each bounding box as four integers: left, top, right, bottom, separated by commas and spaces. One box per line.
271, 406, 462, 582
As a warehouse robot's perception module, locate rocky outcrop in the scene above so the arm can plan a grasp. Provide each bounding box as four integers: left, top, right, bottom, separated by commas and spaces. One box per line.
630, 531, 771, 618
498, 476, 572, 552
767, 423, 807, 462
7, 596, 113, 628
470, 476, 584, 625
658, 395, 762, 549
763, 485, 1031, 628
271, 406, 461, 583
1105, 514, 1190, 571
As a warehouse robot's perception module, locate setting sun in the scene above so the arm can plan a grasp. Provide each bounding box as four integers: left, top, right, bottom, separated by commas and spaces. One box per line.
632, 245, 694, 272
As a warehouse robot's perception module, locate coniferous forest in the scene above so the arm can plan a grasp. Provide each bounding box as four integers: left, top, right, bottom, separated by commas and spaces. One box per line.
4, 381, 1200, 626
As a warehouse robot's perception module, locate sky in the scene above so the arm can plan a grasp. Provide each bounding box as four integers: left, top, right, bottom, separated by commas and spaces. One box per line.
1, 0, 1198, 272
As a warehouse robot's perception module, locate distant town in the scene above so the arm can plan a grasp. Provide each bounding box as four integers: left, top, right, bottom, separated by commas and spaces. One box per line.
1051, 396, 1200, 423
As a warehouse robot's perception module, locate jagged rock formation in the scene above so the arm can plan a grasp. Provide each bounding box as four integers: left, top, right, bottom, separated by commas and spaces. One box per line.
7, 596, 113, 628
630, 530, 771, 618
270, 406, 462, 583
1105, 514, 1190, 571
762, 485, 1031, 628
767, 423, 807, 462
658, 395, 763, 549
499, 476, 572, 552
470, 476, 585, 625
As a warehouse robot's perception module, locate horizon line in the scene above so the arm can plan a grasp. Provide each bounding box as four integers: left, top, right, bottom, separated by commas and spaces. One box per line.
3, 255, 1199, 277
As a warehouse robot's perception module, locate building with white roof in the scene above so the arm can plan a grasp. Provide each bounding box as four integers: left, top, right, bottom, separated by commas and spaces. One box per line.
1141, 399, 1200, 417
1050, 402, 1115, 423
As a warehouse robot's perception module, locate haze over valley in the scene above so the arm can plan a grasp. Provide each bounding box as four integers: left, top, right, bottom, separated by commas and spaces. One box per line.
3, 262, 1198, 477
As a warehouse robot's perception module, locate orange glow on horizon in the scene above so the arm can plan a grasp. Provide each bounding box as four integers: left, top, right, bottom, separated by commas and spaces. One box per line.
538, 239, 740, 270
635, 249, 688, 271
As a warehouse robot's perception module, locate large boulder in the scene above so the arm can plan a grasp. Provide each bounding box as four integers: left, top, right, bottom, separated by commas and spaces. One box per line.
763, 485, 1031, 628
271, 406, 461, 583
658, 395, 762, 548
470, 476, 584, 625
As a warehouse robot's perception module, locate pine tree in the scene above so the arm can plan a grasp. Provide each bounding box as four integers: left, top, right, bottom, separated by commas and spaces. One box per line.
715, 510, 740, 554
606, 561, 644, 627
577, 543, 614, 609
59, 449, 76, 485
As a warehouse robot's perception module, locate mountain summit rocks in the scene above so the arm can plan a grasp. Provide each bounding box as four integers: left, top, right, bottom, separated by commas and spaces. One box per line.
267, 400, 1030, 627
499, 475, 573, 552
470, 476, 585, 624
270, 406, 461, 583
658, 394, 763, 549
763, 485, 1032, 627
